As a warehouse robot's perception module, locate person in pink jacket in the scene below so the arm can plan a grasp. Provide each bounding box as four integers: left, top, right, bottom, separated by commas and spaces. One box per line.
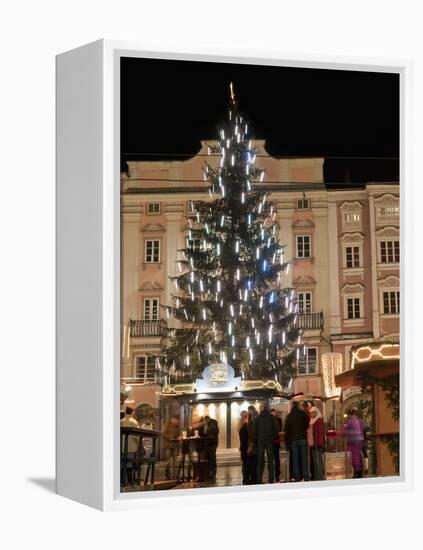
343, 408, 364, 478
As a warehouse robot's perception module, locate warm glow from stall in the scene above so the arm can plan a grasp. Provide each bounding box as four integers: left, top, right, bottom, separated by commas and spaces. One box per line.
208, 403, 217, 419
218, 403, 228, 448
196, 403, 205, 418
230, 402, 241, 448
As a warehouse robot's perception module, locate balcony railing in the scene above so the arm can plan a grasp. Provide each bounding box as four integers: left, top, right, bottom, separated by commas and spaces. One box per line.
129, 319, 167, 338
297, 312, 324, 330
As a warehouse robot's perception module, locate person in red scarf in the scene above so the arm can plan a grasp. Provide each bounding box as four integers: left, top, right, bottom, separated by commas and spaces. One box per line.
308, 406, 325, 480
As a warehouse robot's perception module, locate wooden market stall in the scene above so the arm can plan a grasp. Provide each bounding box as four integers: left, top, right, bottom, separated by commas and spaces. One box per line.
335, 343, 399, 477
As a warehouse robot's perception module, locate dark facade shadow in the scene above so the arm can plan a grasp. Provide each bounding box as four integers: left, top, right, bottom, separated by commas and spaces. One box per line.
27, 477, 56, 494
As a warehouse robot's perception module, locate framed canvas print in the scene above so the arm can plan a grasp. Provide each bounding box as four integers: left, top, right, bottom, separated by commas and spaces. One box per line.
56, 40, 411, 510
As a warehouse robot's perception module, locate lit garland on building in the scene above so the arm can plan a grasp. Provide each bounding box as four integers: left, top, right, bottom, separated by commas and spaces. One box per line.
159, 85, 304, 385
321, 352, 343, 398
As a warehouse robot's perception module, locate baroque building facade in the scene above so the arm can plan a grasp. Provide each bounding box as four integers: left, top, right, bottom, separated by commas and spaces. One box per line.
121, 141, 399, 441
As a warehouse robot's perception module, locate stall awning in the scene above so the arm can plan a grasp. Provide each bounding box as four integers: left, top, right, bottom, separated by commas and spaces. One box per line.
335, 359, 399, 388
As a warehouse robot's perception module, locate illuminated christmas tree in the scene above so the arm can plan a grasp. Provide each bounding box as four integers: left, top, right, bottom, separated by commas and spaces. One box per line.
160, 84, 304, 386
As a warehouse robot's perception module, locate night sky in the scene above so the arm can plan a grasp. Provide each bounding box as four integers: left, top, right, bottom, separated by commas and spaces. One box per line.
121, 57, 399, 185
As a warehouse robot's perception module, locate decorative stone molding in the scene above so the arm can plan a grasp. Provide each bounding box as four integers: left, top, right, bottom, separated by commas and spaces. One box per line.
378, 275, 400, 288
340, 201, 363, 212
339, 232, 364, 242
378, 267, 400, 276
374, 193, 399, 206
141, 223, 166, 233
375, 226, 399, 238
293, 275, 316, 286
139, 281, 163, 291
341, 282, 365, 295
343, 268, 364, 281
292, 219, 314, 229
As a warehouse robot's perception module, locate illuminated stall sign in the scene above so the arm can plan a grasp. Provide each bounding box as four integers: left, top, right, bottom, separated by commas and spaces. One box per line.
351, 343, 400, 368
195, 363, 241, 393
270, 396, 288, 405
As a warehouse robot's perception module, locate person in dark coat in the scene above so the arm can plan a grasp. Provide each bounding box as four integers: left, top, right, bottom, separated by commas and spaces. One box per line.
271, 409, 283, 482
247, 405, 258, 484
284, 400, 311, 481
193, 415, 206, 461
254, 404, 280, 483
239, 410, 249, 484
203, 415, 219, 482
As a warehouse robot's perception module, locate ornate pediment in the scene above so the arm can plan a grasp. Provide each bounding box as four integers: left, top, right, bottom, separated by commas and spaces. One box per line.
341, 282, 365, 295
375, 226, 399, 238
340, 232, 364, 242
141, 223, 165, 233
374, 193, 399, 206
292, 219, 314, 229
340, 201, 363, 211
139, 281, 163, 291
378, 275, 400, 288
293, 275, 316, 286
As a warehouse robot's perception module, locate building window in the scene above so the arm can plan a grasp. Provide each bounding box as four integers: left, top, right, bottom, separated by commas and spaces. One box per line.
383, 291, 400, 314
380, 240, 400, 263
297, 198, 310, 210
344, 212, 361, 226
145, 239, 160, 263
147, 202, 160, 214
187, 201, 199, 215
143, 297, 160, 320
135, 356, 156, 382
377, 206, 399, 220
298, 347, 318, 374
347, 297, 361, 319
345, 246, 361, 268
187, 238, 201, 251
297, 291, 312, 313
341, 202, 363, 232
296, 235, 311, 258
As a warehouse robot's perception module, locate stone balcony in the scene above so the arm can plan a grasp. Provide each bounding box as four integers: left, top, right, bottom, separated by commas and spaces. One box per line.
297, 312, 324, 330
129, 319, 168, 338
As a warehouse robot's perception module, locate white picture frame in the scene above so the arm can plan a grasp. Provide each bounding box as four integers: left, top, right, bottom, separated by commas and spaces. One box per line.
56, 39, 412, 511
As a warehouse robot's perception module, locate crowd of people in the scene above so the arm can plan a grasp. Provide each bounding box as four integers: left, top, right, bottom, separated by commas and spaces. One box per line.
239, 401, 370, 484
121, 401, 371, 486
238, 401, 325, 484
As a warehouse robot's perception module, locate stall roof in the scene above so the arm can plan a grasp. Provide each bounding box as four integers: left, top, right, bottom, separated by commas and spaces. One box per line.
335, 359, 399, 388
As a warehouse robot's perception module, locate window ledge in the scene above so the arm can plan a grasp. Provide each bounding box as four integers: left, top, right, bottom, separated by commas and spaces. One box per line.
294, 256, 315, 264
142, 262, 163, 269
380, 313, 399, 319
343, 317, 366, 326
377, 262, 400, 269
343, 267, 364, 279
